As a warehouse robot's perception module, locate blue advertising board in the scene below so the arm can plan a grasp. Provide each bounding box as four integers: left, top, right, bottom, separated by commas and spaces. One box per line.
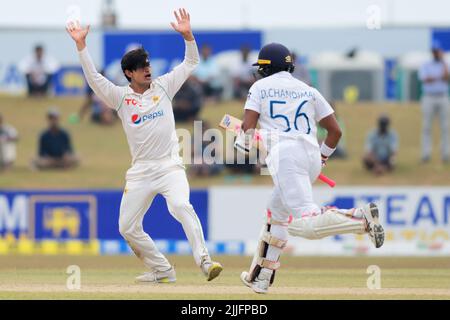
103, 30, 262, 82
432, 28, 450, 51
54, 66, 87, 96
0, 189, 208, 241
384, 58, 397, 100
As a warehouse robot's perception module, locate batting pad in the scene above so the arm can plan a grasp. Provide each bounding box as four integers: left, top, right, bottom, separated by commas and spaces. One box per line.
287, 210, 366, 239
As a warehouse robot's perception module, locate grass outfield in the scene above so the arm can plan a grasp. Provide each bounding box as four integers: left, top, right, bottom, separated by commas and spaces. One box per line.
1, 96, 449, 189
0, 255, 449, 299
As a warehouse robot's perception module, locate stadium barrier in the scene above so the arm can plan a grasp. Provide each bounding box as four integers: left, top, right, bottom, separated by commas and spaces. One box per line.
1, 187, 449, 256
210, 186, 450, 256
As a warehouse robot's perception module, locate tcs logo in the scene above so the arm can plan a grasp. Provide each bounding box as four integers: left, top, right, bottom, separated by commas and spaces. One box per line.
125, 96, 160, 107
125, 98, 142, 108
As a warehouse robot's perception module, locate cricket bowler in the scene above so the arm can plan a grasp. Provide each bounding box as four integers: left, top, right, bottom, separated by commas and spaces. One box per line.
235, 43, 385, 294
66, 8, 222, 283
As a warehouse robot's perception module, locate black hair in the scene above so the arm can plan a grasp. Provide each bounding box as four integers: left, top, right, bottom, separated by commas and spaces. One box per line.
121, 48, 150, 82
378, 115, 390, 126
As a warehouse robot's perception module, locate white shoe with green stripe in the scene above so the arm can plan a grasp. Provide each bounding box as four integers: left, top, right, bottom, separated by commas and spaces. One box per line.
135, 267, 176, 283
201, 258, 223, 281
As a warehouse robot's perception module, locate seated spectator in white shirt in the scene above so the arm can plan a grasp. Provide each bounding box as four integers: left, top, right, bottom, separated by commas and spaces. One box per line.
232, 45, 255, 100
19, 44, 59, 97
363, 115, 398, 175
0, 113, 19, 171
192, 44, 223, 102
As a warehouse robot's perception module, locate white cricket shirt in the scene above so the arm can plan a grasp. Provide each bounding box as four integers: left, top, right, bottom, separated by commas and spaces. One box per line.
419, 60, 449, 95
79, 40, 199, 167
244, 71, 334, 151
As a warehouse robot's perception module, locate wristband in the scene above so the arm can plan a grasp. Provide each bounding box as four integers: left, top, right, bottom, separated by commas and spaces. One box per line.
320, 143, 336, 158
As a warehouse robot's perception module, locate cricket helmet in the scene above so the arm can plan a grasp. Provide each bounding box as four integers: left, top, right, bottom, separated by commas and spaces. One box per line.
252, 43, 295, 77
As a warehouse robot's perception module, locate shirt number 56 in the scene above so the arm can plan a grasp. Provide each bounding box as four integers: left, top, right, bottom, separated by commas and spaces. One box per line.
269, 100, 311, 134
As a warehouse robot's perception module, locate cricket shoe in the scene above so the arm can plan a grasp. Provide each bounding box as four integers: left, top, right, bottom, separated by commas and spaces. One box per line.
361, 203, 385, 248
201, 258, 223, 281
240, 271, 252, 288
240, 270, 271, 294
135, 266, 176, 284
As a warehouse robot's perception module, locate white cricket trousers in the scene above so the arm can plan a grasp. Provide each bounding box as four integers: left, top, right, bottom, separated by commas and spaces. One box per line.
119, 158, 209, 272
421, 94, 449, 160
266, 138, 322, 223
257, 137, 322, 274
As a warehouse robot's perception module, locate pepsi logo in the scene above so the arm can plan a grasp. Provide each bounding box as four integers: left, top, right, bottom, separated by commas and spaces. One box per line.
131, 114, 141, 124
130, 110, 164, 125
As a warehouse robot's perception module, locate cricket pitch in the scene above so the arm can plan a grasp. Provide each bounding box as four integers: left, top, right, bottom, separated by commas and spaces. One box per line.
1, 255, 449, 300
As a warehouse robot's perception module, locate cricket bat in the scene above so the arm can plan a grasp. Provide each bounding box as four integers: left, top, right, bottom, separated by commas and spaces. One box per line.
219, 114, 336, 188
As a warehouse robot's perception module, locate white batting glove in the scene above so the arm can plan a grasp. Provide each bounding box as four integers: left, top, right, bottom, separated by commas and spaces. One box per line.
234, 131, 253, 155
320, 143, 336, 168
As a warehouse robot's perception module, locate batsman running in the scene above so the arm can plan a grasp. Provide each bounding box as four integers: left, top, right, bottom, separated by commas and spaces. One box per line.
236, 43, 385, 294
66, 8, 223, 283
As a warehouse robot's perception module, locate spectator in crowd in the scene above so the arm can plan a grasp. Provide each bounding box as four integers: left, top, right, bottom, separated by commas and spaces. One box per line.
0, 114, 19, 171
173, 76, 203, 122
78, 72, 118, 125
101, 0, 117, 28
189, 121, 224, 177
363, 115, 398, 175
419, 40, 449, 163
291, 52, 311, 85
19, 44, 59, 97
192, 44, 223, 102
32, 108, 79, 170
317, 102, 347, 159
232, 45, 255, 100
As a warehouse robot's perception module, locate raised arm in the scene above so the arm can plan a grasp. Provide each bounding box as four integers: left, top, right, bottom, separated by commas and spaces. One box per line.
159, 8, 200, 99
66, 22, 122, 110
